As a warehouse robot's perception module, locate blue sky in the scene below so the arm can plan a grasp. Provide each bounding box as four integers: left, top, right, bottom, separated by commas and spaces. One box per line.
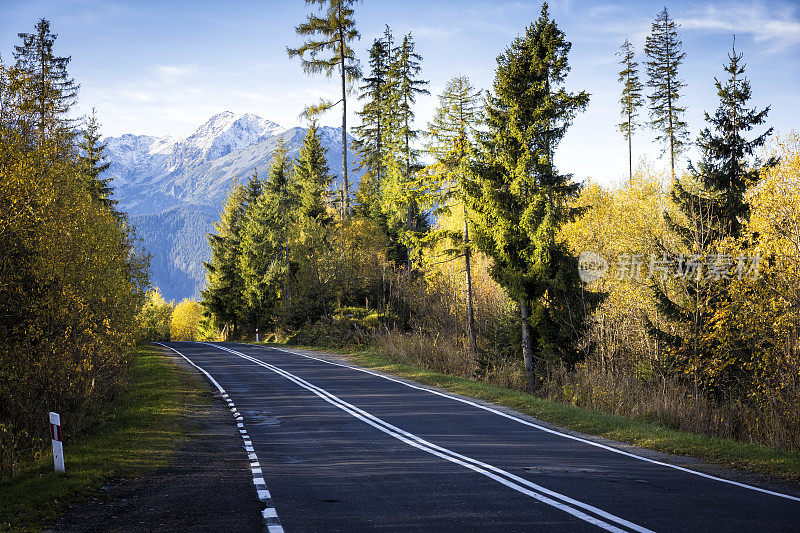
1, 0, 798, 186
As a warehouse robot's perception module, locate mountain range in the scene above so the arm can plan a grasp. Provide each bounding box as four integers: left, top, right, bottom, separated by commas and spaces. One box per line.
104, 111, 361, 302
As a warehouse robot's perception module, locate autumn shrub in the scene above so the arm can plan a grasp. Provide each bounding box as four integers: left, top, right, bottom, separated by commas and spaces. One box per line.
381, 152, 800, 449
550, 153, 800, 449
0, 146, 147, 476
288, 316, 372, 348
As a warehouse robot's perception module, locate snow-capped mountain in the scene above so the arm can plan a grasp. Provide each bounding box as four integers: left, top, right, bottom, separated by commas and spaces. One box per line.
104, 111, 362, 301
164, 111, 284, 174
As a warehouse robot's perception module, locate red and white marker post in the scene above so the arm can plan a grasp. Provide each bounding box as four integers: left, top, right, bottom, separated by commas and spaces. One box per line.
49, 412, 65, 473
256, 328, 259, 343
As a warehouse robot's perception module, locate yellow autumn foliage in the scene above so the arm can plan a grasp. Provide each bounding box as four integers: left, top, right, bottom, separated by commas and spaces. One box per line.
560, 167, 673, 372
1, 40, 148, 474
170, 299, 202, 341
135, 289, 175, 342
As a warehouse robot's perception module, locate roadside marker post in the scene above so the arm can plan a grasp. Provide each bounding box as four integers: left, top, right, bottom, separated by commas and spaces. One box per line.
256, 328, 259, 343
49, 412, 65, 473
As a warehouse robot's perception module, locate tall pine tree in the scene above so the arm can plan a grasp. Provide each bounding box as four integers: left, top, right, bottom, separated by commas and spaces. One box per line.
12, 18, 79, 147
424, 75, 483, 357
645, 7, 688, 178
617, 39, 643, 183
294, 121, 334, 227
287, 0, 361, 220
239, 140, 300, 324
381, 32, 429, 267
464, 4, 595, 389
353, 36, 390, 218
651, 39, 777, 395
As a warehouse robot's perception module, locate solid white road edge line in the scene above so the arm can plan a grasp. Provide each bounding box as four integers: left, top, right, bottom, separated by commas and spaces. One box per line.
253, 343, 800, 504
155, 343, 284, 533
208, 342, 652, 533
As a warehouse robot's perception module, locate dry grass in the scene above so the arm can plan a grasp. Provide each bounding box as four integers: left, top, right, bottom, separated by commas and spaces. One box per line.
543, 362, 800, 450
372, 329, 799, 451
375, 329, 476, 378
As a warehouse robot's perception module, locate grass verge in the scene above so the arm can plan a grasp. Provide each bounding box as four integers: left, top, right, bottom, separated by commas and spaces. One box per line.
0, 344, 203, 531
261, 341, 800, 481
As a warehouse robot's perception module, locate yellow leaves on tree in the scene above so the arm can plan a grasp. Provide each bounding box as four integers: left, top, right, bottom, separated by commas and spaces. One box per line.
170, 299, 202, 341
135, 288, 174, 342
560, 168, 672, 372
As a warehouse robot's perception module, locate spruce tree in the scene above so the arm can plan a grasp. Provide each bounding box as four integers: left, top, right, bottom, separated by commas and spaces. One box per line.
243, 168, 263, 209
353, 36, 390, 219
645, 7, 688, 178
239, 140, 300, 323
394, 33, 428, 183
287, 0, 361, 220
78, 108, 117, 213
294, 121, 334, 227
202, 181, 247, 338
12, 18, 79, 146
424, 75, 483, 357
696, 37, 776, 240
464, 4, 594, 389
381, 32, 429, 268
651, 39, 776, 395
617, 39, 643, 183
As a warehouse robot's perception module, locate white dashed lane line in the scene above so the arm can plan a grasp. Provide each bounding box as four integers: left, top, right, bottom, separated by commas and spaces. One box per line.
156, 343, 284, 533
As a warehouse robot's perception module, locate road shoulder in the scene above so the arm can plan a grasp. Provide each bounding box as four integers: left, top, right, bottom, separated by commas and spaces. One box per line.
48, 346, 263, 532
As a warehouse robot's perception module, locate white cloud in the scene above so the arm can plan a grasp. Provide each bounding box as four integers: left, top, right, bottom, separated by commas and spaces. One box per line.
678, 3, 800, 53
414, 26, 460, 41
155, 64, 198, 81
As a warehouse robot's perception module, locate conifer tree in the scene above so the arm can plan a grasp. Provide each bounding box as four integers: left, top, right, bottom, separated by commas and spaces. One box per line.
394, 33, 429, 182
78, 108, 117, 213
424, 75, 483, 357
464, 4, 595, 389
353, 36, 390, 218
287, 0, 361, 220
617, 39, 643, 183
239, 140, 300, 323
202, 181, 247, 338
294, 121, 334, 227
12, 18, 79, 146
696, 37, 776, 240
651, 39, 776, 395
381, 32, 429, 267
243, 168, 263, 209
645, 7, 688, 178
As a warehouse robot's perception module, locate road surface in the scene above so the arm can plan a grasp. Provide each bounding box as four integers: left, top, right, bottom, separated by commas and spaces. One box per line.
158, 341, 800, 532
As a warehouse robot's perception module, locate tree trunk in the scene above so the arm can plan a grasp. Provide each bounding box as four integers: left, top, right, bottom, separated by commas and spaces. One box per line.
283, 241, 291, 310
628, 120, 633, 184
463, 206, 478, 358
406, 203, 413, 270
519, 298, 537, 391
665, 16, 675, 181
339, 24, 349, 220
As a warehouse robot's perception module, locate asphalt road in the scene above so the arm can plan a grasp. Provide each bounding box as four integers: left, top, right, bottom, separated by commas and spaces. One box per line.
159, 341, 800, 532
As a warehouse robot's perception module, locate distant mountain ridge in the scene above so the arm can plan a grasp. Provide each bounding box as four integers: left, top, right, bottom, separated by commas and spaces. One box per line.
105, 111, 362, 301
